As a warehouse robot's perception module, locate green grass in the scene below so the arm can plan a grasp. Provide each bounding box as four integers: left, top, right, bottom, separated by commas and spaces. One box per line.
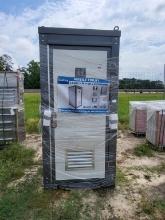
24, 93, 40, 120
24, 93, 40, 133
140, 196, 165, 219
0, 143, 35, 189
0, 166, 129, 220
0, 172, 99, 220
23, 92, 164, 133
133, 143, 154, 157
0, 141, 100, 220
26, 118, 40, 133
116, 167, 128, 185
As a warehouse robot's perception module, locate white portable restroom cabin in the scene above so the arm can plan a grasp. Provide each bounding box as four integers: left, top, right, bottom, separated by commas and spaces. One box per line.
38, 26, 121, 189
0, 71, 25, 145
68, 85, 82, 108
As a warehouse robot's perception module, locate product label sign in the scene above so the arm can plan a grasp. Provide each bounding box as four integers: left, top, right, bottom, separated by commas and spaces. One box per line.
57, 76, 110, 113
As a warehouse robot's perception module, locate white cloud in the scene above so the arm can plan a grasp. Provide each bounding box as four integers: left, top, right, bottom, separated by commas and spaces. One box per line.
0, 0, 165, 80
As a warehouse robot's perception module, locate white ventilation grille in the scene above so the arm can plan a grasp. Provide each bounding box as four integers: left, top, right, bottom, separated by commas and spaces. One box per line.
66, 150, 94, 170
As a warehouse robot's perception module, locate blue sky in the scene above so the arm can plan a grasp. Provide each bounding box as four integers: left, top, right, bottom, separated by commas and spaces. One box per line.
0, 0, 165, 80
0, 0, 45, 14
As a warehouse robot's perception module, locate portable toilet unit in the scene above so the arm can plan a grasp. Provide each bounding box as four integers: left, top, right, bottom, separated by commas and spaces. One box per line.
38, 26, 121, 189
0, 71, 25, 144
68, 85, 82, 108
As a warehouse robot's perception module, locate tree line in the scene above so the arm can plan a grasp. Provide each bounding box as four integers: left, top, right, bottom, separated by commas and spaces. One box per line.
0, 54, 164, 89
119, 78, 164, 90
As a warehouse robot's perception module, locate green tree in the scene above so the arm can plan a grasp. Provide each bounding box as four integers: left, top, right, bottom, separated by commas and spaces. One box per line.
23, 60, 40, 89
0, 54, 13, 71
119, 78, 164, 90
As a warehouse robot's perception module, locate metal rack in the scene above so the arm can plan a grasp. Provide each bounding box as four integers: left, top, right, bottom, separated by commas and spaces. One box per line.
0, 71, 25, 145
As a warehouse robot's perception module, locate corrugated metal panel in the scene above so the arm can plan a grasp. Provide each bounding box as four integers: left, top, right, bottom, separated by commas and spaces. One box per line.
0, 71, 25, 144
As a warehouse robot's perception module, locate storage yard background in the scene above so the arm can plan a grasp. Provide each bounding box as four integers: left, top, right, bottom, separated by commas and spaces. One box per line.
0, 90, 164, 219
0, 0, 165, 218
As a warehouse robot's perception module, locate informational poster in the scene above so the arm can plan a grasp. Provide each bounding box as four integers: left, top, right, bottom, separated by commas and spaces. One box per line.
57, 76, 110, 113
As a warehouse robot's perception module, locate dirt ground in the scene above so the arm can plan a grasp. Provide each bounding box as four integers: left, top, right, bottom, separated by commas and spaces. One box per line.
24, 132, 165, 220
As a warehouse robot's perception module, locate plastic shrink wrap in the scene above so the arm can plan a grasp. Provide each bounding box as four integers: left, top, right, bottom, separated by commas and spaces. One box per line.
129, 101, 148, 134
129, 101, 165, 135
146, 103, 165, 148
38, 27, 121, 189
0, 71, 25, 144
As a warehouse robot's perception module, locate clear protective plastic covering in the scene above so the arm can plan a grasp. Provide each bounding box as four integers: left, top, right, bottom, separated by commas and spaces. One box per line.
129, 101, 148, 134
0, 71, 25, 144
39, 27, 121, 189
129, 100, 165, 135
146, 103, 165, 147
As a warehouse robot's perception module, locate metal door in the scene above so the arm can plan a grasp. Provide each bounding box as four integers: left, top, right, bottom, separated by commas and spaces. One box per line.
39, 26, 121, 188
53, 48, 109, 180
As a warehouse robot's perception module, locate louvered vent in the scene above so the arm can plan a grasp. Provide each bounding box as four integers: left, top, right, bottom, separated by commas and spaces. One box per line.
66, 150, 94, 170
